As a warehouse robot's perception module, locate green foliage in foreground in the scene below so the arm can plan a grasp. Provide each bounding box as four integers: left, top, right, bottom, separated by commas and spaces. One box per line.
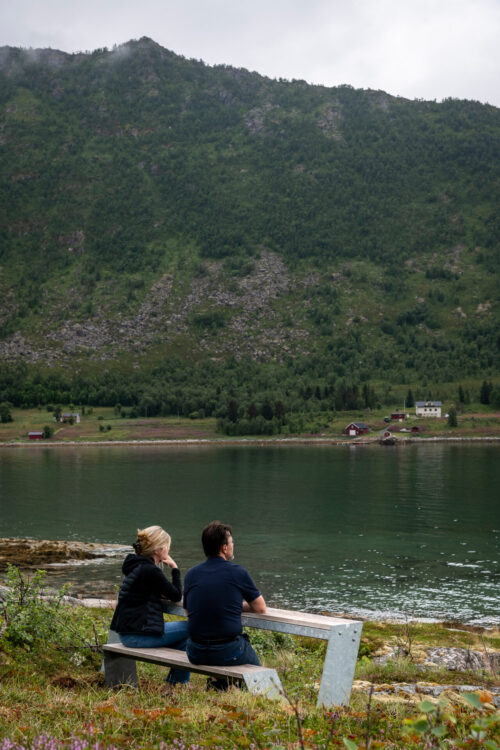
0, 565, 106, 664
402, 694, 500, 750
0, 567, 499, 748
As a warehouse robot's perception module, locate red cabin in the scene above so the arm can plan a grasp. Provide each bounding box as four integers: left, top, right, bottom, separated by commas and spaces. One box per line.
28, 431, 44, 440
345, 422, 369, 437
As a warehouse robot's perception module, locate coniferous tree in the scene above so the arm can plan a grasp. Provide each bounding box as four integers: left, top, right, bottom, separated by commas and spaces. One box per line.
0, 402, 13, 423
448, 407, 458, 428
480, 380, 492, 404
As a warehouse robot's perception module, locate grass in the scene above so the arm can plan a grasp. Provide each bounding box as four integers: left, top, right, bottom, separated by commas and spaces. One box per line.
0, 409, 219, 443
362, 620, 500, 652
0, 605, 499, 748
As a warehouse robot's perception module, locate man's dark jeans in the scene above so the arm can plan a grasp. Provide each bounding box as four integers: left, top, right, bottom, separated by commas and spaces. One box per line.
186, 633, 261, 668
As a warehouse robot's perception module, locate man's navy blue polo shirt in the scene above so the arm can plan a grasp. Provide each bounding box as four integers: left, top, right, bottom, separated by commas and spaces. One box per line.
183, 556, 261, 640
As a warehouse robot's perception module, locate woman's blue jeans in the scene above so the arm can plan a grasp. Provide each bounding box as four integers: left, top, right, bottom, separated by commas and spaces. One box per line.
119, 621, 190, 684
186, 633, 261, 667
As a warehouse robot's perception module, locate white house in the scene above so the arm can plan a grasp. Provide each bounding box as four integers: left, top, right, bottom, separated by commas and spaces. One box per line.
60, 412, 81, 424
415, 401, 442, 418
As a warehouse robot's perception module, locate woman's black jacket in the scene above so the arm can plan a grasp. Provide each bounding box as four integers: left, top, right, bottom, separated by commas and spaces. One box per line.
110, 554, 182, 636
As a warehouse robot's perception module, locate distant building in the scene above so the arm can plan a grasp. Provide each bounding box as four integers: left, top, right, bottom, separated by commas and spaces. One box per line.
28, 431, 44, 440
60, 412, 81, 424
415, 401, 442, 418
386, 424, 423, 434
345, 422, 369, 437
391, 412, 407, 421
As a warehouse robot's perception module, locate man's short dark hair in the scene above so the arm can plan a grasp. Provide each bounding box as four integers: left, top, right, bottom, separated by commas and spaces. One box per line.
202, 520, 232, 557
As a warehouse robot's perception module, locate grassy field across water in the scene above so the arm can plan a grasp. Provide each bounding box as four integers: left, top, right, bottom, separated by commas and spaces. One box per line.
1, 404, 500, 444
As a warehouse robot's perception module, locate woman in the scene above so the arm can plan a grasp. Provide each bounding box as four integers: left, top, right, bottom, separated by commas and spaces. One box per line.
110, 525, 190, 685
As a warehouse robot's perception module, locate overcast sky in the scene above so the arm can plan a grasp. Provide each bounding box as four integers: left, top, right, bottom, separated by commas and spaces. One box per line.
2, 0, 499, 107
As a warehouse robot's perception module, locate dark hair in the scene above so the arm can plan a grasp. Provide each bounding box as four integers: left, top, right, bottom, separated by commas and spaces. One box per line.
202, 520, 232, 557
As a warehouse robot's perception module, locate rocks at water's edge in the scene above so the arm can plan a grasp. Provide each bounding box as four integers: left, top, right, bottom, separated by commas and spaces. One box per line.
373, 643, 500, 674
0, 537, 130, 569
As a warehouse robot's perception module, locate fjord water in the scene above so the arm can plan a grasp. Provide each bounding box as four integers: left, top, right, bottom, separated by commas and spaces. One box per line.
0, 443, 498, 624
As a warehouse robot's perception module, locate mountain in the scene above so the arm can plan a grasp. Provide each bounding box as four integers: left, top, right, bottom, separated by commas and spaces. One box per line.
0, 37, 499, 406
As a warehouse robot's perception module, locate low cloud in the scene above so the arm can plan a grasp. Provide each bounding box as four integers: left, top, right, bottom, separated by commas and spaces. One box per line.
1, 0, 499, 105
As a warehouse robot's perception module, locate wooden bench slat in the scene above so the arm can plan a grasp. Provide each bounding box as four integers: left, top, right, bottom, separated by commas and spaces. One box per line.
243, 607, 355, 629
165, 603, 357, 638
103, 643, 268, 678
102, 643, 283, 698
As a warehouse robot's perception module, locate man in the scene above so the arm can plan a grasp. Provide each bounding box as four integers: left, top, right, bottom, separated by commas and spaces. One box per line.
184, 520, 266, 677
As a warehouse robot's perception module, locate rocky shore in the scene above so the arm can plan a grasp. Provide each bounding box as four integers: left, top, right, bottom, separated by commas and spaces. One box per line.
0, 537, 129, 569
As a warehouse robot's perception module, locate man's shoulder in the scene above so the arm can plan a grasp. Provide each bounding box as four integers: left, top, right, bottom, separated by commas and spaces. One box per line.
185, 560, 209, 579
227, 562, 254, 580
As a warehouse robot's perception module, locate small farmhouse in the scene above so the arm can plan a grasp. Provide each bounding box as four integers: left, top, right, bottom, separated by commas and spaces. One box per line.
390, 412, 407, 421
28, 431, 44, 440
345, 422, 369, 437
60, 412, 81, 424
415, 401, 442, 418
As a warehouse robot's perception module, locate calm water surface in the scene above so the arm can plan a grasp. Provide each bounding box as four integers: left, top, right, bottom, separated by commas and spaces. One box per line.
0, 443, 498, 624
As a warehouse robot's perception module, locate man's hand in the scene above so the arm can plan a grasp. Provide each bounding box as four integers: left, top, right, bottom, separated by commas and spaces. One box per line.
243, 595, 266, 614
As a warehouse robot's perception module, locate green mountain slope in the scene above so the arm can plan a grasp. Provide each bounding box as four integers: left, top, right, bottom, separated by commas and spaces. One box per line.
0, 37, 499, 395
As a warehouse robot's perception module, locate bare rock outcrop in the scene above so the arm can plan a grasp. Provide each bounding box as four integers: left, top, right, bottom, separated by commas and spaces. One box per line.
0, 537, 129, 569
373, 644, 500, 674
0, 249, 312, 363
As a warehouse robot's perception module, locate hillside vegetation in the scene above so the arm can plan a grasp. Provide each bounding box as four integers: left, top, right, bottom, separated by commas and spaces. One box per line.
0, 38, 499, 408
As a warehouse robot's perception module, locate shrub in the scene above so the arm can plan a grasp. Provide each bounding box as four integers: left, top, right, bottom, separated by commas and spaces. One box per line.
0, 402, 13, 423
0, 565, 69, 648
0, 565, 105, 665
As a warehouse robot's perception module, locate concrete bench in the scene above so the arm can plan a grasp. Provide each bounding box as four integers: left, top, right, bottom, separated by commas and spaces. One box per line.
104, 604, 362, 707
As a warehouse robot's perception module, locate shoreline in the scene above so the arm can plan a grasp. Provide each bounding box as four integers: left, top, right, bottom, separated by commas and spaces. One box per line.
62, 597, 500, 630
2, 435, 500, 448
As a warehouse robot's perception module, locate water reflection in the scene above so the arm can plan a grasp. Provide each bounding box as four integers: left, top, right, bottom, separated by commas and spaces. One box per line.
0, 444, 499, 623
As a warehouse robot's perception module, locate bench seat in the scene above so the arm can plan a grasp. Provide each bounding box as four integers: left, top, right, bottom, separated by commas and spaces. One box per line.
103, 642, 282, 699
104, 606, 363, 707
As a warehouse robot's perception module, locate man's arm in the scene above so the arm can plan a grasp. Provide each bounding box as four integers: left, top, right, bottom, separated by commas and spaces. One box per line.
242, 595, 266, 613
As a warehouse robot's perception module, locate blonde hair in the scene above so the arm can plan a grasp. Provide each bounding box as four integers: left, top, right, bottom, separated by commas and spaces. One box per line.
134, 525, 171, 558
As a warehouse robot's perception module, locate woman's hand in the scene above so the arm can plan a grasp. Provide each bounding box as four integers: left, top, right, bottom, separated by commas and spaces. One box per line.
164, 553, 178, 569
155, 545, 178, 568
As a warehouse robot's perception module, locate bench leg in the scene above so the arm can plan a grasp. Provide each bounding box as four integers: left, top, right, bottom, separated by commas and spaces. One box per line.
103, 629, 138, 688
104, 651, 138, 688
317, 622, 362, 708
241, 668, 283, 700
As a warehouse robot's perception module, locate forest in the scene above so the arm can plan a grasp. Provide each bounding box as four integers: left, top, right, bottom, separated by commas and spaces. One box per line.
0, 37, 499, 404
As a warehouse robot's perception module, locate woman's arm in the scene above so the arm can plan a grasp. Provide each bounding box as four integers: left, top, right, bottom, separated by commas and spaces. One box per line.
153, 564, 182, 602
